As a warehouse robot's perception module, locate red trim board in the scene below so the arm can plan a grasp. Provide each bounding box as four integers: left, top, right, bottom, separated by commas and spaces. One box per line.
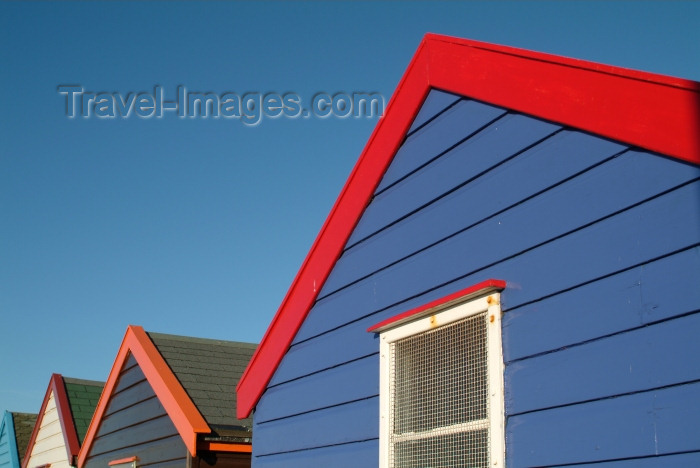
236, 33, 700, 419
22, 374, 81, 468
108, 456, 138, 466
368, 279, 507, 333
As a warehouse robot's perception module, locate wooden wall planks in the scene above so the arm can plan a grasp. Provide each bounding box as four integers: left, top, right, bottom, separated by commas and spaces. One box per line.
253, 440, 377, 468
253, 398, 377, 456
406, 90, 460, 134
0, 422, 10, 468
252, 88, 700, 466
339, 113, 562, 254
507, 311, 700, 415
255, 355, 377, 423
503, 247, 700, 362
83, 358, 186, 468
24, 393, 69, 468
507, 381, 700, 466
549, 452, 700, 467
297, 180, 699, 343
368, 100, 506, 208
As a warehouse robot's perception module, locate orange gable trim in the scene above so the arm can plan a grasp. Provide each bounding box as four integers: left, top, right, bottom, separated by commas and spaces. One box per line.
236, 33, 700, 419
77, 326, 210, 467
196, 441, 252, 453
108, 456, 138, 466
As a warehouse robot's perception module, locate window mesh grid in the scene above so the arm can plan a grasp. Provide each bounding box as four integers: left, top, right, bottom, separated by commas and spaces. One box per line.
389, 313, 489, 468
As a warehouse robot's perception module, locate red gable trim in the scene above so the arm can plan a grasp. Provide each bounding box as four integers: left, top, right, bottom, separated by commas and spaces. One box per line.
236, 34, 700, 419
425, 35, 700, 165
22, 374, 80, 468
367, 279, 506, 334
52, 375, 81, 464
108, 456, 138, 466
235, 37, 430, 419
77, 326, 210, 467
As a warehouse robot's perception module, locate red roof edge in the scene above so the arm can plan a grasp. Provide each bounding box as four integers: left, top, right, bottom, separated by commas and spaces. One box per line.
423, 34, 700, 165
236, 33, 700, 419
22, 374, 77, 468
52, 374, 81, 463
77, 326, 210, 467
235, 34, 432, 418
21, 379, 49, 468
368, 279, 507, 333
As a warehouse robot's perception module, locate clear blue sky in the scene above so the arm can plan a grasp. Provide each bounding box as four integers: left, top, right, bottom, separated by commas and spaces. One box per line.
1, 1, 698, 414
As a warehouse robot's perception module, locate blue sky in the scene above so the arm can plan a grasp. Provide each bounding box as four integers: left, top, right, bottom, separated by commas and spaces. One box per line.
1, 1, 698, 414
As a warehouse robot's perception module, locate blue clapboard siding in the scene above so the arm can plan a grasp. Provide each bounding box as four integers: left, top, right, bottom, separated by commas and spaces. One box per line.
299, 169, 700, 342
323, 142, 689, 298
551, 452, 700, 467
254, 440, 377, 468
254, 398, 377, 456
507, 311, 700, 415
504, 246, 700, 362
339, 114, 563, 254
268, 247, 700, 389
252, 89, 700, 466
407, 90, 461, 134
361, 100, 506, 215
508, 381, 700, 466
256, 355, 377, 422
84, 355, 187, 468
0, 413, 15, 468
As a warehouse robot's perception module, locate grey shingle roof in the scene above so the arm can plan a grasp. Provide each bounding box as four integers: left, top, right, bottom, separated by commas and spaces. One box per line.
63, 377, 104, 444
147, 332, 256, 434
11, 412, 37, 464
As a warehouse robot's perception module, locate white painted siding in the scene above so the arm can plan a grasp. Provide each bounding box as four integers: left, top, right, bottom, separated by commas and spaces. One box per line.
24, 392, 70, 468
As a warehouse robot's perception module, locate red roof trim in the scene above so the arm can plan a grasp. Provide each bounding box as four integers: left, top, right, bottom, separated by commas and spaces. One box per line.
52, 374, 81, 463
235, 37, 431, 419
425, 35, 700, 164
367, 279, 506, 333
108, 456, 138, 466
21, 374, 80, 468
236, 33, 700, 419
77, 326, 210, 467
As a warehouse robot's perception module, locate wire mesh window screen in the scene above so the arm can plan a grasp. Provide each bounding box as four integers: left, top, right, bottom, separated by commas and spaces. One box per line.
389, 312, 489, 468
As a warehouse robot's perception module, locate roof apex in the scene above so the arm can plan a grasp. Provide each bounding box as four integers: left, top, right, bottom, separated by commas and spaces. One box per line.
77, 325, 210, 466
236, 34, 700, 419
22, 374, 81, 468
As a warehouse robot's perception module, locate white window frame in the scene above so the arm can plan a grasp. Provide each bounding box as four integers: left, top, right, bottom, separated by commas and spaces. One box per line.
376, 290, 505, 468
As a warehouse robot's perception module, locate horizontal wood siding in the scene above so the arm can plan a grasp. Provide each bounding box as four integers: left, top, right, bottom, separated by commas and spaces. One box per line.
550, 452, 700, 467
83, 354, 187, 468
25, 392, 70, 468
255, 398, 377, 455
0, 415, 13, 468
509, 381, 700, 466
253, 440, 377, 468
252, 90, 700, 466
406, 90, 460, 134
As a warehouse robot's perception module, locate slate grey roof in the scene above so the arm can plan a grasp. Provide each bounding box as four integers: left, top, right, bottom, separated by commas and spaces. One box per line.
11, 412, 37, 464
147, 331, 256, 435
